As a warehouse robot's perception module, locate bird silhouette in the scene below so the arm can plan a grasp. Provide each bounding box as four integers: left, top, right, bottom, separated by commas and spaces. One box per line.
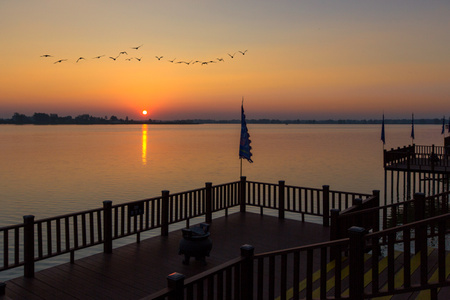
134, 57, 142, 61
155, 56, 163, 60
54, 59, 67, 64
119, 51, 128, 56
41, 54, 53, 57
76, 57, 85, 63
131, 44, 143, 50
228, 52, 236, 58
168, 58, 176, 63
217, 58, 224, 62
109, 55, 119, 61
93, 55, 104, 59
238, 50, 248, 55
125, 58, 132, 61
177, 60, 192, 65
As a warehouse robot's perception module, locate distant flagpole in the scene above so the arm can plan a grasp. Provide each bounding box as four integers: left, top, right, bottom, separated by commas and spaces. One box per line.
381, 113, 385, 148
442, 115, 446, 136
239, 98, 253, 177
410, 113, 415, 145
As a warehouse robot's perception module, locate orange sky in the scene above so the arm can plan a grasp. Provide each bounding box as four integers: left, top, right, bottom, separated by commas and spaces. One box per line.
1, 1, 449, 120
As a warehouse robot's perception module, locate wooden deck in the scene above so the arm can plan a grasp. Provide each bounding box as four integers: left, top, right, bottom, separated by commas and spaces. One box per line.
385, 162, 450, 174
1, 212, 330, 300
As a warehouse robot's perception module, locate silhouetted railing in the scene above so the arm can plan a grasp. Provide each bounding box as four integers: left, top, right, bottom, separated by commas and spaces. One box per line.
146, 213, 450, 300
246, 180, 370, 224
384, 144, 450, 171
0, 178, 369, 278
331, 191, 450, 246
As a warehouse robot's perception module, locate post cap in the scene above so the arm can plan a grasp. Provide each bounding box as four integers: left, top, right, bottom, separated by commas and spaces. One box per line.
167, 272, 185, 282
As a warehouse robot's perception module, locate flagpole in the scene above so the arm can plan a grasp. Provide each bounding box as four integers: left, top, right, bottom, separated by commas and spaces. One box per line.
240, 158, 242, 178
241, 97, 243, 178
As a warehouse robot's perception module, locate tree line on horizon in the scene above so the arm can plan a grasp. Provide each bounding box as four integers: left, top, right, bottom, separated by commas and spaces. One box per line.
0, 112, 445, 125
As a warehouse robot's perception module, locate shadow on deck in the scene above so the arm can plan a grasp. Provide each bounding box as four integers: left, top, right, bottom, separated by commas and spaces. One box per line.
3, 212, 330, 300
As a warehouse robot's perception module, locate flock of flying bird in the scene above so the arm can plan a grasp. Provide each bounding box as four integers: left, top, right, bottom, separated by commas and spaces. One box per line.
40, 44, 248, 66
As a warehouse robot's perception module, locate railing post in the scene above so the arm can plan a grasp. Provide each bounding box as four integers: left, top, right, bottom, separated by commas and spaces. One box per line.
167, 272, 185, 300
414, 192, 426, 255
240, 176, 246, 213
322, 185, 330, 227
373, 190, 380, 232
278, 180, 285, 219
431, 144, 435, 171
348, 226, 366, 300
240, 244, 254, 300
0, 282, 5, 296
103, 201, 113, 254
161, 190, 170, 236
330, 209, 340, 240
23, 215, 35, 278
330, 209, 340, 262
205, 182, 212, 224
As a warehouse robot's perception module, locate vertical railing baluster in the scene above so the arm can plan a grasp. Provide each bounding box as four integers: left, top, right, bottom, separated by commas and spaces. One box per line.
23, 215, 35, 278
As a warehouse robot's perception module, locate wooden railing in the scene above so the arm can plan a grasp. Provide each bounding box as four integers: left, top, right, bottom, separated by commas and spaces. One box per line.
145, 213, 450, 300
330, 190, 380, 242
331, 190, 450, 245
384, 144, 450, 170
245, 180, 370, 225
1, 178, 368, 278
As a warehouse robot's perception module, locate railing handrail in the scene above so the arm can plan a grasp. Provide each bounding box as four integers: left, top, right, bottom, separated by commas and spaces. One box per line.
366, 211, 450, 239
254, 238, 349, 259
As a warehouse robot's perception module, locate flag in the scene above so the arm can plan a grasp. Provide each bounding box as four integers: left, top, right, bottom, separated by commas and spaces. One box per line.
381, 114, 385, 144
442, 116, 445, 135
411, 114, 415, 140
239, 103, 253, 163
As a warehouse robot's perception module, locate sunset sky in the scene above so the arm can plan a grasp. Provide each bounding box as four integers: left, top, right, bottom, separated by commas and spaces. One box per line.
1, 1, 449, 120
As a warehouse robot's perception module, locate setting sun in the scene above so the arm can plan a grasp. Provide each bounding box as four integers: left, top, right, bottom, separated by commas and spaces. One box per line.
142, 110, 148, 116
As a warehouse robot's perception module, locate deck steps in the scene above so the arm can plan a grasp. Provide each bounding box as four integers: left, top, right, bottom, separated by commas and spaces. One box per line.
277, 248, 449, 300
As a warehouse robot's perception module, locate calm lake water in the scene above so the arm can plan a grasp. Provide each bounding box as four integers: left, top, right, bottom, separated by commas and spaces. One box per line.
0, 123, 446, 228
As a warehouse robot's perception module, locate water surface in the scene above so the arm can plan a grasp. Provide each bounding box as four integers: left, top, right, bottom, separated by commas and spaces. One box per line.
0, 123, 445, 227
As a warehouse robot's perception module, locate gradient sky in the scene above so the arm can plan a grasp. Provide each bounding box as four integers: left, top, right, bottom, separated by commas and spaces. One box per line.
1, 1, 449, 120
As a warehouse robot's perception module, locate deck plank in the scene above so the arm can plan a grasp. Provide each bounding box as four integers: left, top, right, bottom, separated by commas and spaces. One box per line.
3, 212, 330, 299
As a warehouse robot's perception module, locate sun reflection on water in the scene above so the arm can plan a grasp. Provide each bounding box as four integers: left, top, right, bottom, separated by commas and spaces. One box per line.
142, 124, 148, 165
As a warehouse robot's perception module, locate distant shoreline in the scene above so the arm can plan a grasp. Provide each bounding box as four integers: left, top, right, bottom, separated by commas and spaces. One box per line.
0, 112, 447, 125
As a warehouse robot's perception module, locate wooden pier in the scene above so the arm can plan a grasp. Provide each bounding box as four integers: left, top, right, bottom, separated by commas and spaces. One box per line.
1, 178, 449, 299
383, 139, 450, 203
2, 212, 330, 299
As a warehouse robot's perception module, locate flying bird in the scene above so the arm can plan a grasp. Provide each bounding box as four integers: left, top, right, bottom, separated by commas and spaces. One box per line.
228, 52, 236, 58
109, 55, 119, 61
131, 44, 143, 50
155, 56, 163, 60
93, 55, 104, 59
41, 54, 53, 57
125, 58, 132, 61
177, 60, 192, 65
238, 50, 248, 55
54, 59, 67, 64
134, 57, 142, 61
217, 58, 224, 62
76, 57, 85, 63
119, 51, 128, 55
168, 58, 176, 63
